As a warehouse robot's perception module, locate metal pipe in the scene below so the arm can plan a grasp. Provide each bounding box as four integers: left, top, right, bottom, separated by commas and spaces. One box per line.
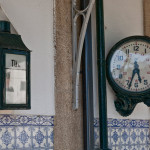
82, 1, 94, 150
96, 0, 110, 149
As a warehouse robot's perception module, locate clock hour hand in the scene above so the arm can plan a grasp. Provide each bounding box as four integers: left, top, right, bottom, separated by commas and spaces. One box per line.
134, 61, 142, 83
128, 61, 140, 89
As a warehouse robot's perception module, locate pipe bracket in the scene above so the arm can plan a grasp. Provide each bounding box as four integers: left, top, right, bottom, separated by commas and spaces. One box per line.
72, 0, 95, 110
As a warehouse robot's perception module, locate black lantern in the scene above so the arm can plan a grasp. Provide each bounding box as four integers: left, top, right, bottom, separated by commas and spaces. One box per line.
0, 21, 31, 109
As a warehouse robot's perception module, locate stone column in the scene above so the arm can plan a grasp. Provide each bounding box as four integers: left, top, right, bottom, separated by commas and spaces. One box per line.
54, 0, 83, 150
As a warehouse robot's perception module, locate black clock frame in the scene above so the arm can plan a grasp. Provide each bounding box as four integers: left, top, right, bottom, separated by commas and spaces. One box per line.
106, 35, 150, 116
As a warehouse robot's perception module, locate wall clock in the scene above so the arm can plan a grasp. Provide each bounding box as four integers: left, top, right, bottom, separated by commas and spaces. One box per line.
106, 36, 150, 116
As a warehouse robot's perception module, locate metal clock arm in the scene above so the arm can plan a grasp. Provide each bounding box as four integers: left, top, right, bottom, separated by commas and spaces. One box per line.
115, 94, 137, 116
72, 0, 95, 110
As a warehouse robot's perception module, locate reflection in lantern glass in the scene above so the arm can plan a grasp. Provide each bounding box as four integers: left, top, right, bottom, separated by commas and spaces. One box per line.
5, 54, 26, 104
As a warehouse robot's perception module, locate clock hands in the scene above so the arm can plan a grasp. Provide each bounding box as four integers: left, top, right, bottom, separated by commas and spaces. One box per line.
134, 61, 142, 83
137, 70, 142, 83
128, 61, 141, 89
128, 72, 135, 89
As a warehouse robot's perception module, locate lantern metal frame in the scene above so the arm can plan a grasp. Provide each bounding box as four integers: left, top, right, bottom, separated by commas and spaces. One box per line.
1, 48, 31, 109
0, 21, 31, 110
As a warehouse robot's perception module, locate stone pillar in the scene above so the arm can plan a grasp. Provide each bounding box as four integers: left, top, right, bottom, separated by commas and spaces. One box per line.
144, 0, 150, 36
54, 0, 83, 150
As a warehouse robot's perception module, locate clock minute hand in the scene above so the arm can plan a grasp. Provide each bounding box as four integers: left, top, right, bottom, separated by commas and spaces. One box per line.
128, 69, 135, 89
137, 69, 142, 83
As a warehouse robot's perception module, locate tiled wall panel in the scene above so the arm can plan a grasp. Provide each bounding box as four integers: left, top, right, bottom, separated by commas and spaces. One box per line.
94, 118, 150, 150
0, 115, 54, 150
1, 115, 149, 150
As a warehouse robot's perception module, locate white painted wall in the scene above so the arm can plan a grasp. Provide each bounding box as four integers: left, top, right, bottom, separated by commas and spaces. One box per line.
93, 0, 150, 119
0, 0, 55, 115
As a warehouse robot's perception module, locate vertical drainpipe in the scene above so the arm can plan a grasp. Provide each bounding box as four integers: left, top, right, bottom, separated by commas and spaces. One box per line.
96, 0, 110, 149
82, 0, 94, 150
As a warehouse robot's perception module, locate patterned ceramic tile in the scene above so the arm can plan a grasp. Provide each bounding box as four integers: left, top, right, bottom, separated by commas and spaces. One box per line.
94, 127, 99, 148
94, 118, 150, 150
0, 114, 54, 150
16, 126, 32, 149
32, 116, 54, 126
0, 115, 16, 126
0, 126, 15, 149
15, 115, 33, 126
47, 126, 54, 149
32, 126, 47, 148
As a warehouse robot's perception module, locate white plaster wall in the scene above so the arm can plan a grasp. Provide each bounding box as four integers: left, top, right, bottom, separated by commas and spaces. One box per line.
0, 0, 55, 115
93, 0, 150, 119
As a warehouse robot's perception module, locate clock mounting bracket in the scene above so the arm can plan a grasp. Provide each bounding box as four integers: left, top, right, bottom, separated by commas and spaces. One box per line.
113, 90, 150, 116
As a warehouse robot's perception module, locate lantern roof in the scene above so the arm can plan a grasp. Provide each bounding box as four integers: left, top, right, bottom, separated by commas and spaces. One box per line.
0, 21, 30, 52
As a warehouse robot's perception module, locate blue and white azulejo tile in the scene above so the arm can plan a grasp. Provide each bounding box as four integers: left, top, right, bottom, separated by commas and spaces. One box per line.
94, 118, 150, 150
0, 114, 54, 150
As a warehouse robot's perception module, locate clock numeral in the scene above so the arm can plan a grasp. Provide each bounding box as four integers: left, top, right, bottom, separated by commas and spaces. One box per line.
145, 49, 147, 54
144, 80, 148, 85
118, 56, 123, 61
147, 71, 150, 74
123, 72, 127, 75
134, 46, 139, 51
134, 82, 138, 88
119, 74, 122, 79
117, 65, 121, 70
128, 77, 131, 80
126, 80, 129, 85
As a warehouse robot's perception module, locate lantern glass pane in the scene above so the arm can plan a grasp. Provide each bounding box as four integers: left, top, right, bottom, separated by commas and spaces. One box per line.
5, 54, 26, 104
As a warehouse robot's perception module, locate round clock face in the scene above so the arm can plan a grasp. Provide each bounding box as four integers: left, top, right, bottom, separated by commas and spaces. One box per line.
109, 37, 150, 92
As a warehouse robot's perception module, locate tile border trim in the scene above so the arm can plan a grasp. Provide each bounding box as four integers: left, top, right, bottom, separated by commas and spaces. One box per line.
94, 118, 150, 128
0, 114, 54, 126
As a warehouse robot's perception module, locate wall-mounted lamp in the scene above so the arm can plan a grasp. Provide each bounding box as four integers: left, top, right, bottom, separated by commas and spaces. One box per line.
0, 21, 31, 110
